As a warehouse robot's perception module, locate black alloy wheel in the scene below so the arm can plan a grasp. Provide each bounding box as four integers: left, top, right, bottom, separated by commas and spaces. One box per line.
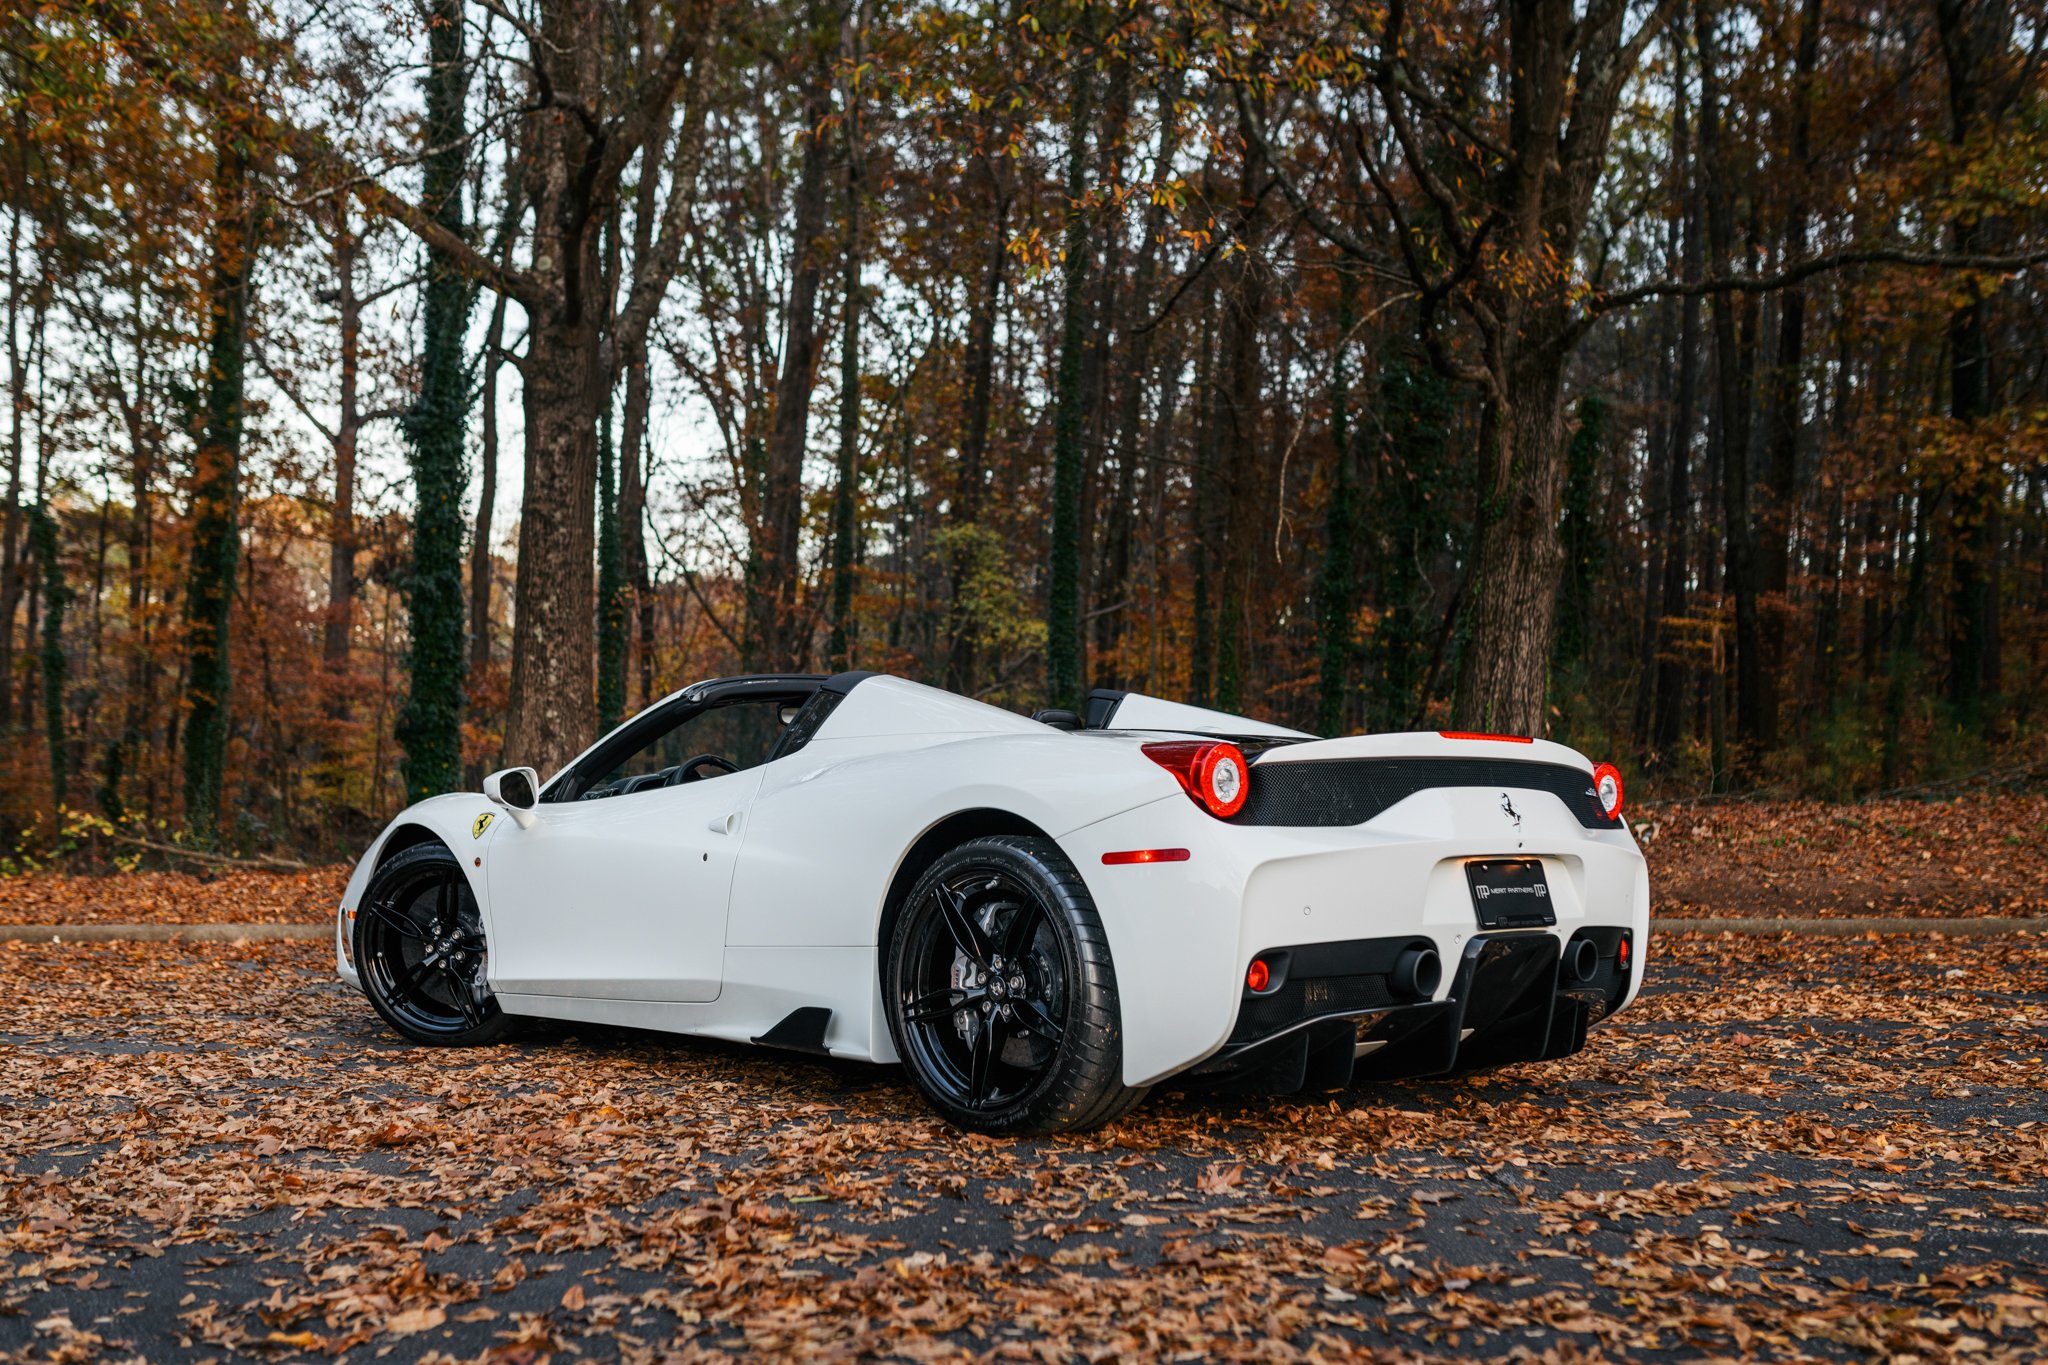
355, 842, 513, 1046
886, 836, 1143, 1135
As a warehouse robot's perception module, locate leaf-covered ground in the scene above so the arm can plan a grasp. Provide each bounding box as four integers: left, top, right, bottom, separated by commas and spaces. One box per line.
1640, 796, 2048, 918
3, 931, 2045, 1362
0, 869, 349, 927
4, 795, 2045, 927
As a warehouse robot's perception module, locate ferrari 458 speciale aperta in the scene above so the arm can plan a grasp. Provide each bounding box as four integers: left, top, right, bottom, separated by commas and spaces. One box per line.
339, 672, 1648, 1134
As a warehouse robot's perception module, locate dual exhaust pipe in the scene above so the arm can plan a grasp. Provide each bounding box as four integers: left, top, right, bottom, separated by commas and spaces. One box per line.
1394, 936, 1599, 1003
1257, 934, 1601, 1006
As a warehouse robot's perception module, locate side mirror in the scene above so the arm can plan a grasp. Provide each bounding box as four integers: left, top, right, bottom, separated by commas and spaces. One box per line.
484, 767, 541, 828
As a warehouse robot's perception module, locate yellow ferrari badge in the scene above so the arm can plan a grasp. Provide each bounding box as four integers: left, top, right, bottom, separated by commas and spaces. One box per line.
471, 811, 495, 839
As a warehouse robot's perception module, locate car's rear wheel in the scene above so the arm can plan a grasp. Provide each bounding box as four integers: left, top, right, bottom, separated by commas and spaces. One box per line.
355, 842, 513, 1046
885, 836, 1143, 1134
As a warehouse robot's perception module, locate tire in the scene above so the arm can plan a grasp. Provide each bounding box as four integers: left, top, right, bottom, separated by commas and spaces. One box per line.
354, 841, 514, 1046
884, 835, 1144, 1135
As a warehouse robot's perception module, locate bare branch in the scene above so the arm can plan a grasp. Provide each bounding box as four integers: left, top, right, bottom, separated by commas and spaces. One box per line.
1593, 244, 2048, 311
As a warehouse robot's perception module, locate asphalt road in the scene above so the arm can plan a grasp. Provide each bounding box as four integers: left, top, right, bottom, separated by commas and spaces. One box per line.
2, 930, 2045, 1362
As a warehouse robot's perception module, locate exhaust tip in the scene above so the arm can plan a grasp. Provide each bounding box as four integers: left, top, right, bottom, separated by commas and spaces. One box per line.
1392, 946, 1442, 1001
1565, 937, 1599, 984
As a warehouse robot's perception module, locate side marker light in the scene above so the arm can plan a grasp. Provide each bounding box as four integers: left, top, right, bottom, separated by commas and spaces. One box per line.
1101, 848, 1192, 866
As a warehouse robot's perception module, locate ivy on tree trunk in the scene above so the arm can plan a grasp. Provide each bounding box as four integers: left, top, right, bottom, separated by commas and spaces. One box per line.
397, 0, 471, 804
181, 94, 250, 844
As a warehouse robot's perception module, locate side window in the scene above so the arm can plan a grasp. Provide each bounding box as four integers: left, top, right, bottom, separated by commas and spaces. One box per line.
575, 697, 807, 800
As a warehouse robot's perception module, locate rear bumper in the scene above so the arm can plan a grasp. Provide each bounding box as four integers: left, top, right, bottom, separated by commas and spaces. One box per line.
1058, 785, 1651, 1087
1191, 927, 1633, 1092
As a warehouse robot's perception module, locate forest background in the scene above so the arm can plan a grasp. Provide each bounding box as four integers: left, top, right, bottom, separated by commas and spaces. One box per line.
3, 0, 2046, 864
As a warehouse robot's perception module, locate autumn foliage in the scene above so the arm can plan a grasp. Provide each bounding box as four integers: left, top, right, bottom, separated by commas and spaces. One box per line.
1, 0, 2045, 862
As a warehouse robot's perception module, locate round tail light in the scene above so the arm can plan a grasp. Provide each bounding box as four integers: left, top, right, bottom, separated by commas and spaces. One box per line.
1141, 741, 1252, 819
1194, 743, 1248, 818
1591, 762, 1624, 819
1246, 958, 1271, 993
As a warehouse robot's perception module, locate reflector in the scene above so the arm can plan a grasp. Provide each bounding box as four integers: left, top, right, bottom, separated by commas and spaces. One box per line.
1246, 958, 1271, 992
1100, 848, 1192, 866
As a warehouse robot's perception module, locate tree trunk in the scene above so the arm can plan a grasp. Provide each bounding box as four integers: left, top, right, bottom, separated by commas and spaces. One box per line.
1756, 0, 1823, 733
1695, 0, 1770, 761
828, 19, 864, 675
941, 158, 1009, 694
1189, 260, 1220, 707
325, 208, 360, 676
618, 350, 656, 706
597, 402, 626, 732
1314, 267, 1359, 737
1, 195, 24, 732
397, 0, 472, 803
470, 288, 507, 676
1654, 46, 1703, 758
181, 99, 251, 841
1938, 0, 2011, 719
1452, 350, 1568, 737
33, 500, 65, 811
1045, 60, 1094, 712
757, 43, 836, 672
506, 311, 603, 776
1094, 71, 1181, 687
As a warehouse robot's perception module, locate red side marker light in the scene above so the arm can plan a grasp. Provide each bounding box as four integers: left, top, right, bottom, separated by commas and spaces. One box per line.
1439, 731, 1535, 743
1246, 958, 1271, 993
1101, 848, 1192, 866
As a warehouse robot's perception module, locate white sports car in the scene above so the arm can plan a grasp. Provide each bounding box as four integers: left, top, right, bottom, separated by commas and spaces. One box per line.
338, 672, 1648, 1134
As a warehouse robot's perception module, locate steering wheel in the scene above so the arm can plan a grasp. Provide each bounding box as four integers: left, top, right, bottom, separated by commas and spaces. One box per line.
669, 753, 739, 785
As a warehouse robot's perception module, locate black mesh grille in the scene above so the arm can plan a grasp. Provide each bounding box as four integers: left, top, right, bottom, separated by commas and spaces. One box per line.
1230, 757, 1620, 830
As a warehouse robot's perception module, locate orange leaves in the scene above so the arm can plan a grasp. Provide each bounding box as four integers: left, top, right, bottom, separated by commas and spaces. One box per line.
6, 903, 2048, 1359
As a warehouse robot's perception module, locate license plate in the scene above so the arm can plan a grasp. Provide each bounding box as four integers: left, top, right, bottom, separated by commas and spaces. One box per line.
1464, 858, 1555, 929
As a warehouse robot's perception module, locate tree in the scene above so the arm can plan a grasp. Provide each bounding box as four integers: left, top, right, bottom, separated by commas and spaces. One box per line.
1046, 48, 1094, 713
352, 0, 711, 776
395, 0, 473, 803
181, 45, 255, 841
828, 0, 867, 675
1240, 0, 1679, 736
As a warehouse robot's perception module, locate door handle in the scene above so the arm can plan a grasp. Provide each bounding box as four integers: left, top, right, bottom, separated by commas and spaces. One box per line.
708, 811, 740, 835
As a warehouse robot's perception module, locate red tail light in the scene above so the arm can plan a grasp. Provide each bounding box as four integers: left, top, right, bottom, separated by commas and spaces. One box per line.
1591, 762, 1624, 819
1440, 731, 1534, 743
1142, 741, 1251, 819
1246, 958, 1272, 992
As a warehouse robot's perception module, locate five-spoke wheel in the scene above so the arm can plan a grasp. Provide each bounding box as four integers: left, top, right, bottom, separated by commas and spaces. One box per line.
886, 836, 1143, 1134
355, 842, 512, 1046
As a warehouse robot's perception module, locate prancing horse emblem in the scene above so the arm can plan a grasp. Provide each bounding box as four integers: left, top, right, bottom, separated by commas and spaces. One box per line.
1500, 793, 1521, 828
472, 811, 495, 839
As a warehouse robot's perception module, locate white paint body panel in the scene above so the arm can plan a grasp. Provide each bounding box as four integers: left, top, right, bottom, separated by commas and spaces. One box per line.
339, 676, 1650, 1087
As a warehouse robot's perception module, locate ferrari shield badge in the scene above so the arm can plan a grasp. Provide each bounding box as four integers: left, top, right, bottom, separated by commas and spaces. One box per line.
471, 811, 495, 839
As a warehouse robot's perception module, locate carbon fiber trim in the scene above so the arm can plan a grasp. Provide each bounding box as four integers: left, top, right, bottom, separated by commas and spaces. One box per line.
1229, 756, 1621, 830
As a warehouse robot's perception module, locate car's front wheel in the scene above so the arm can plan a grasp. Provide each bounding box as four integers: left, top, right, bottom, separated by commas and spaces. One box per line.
355, 841, 513, 1046
885, 835, 1144, 1134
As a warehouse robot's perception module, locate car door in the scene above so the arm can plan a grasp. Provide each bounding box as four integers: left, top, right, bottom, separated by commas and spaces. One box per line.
480, 686, 814, 1004
483, 767, 762, 1002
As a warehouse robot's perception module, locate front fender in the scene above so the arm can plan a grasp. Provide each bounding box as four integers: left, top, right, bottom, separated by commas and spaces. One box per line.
337, 793, 509, 985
